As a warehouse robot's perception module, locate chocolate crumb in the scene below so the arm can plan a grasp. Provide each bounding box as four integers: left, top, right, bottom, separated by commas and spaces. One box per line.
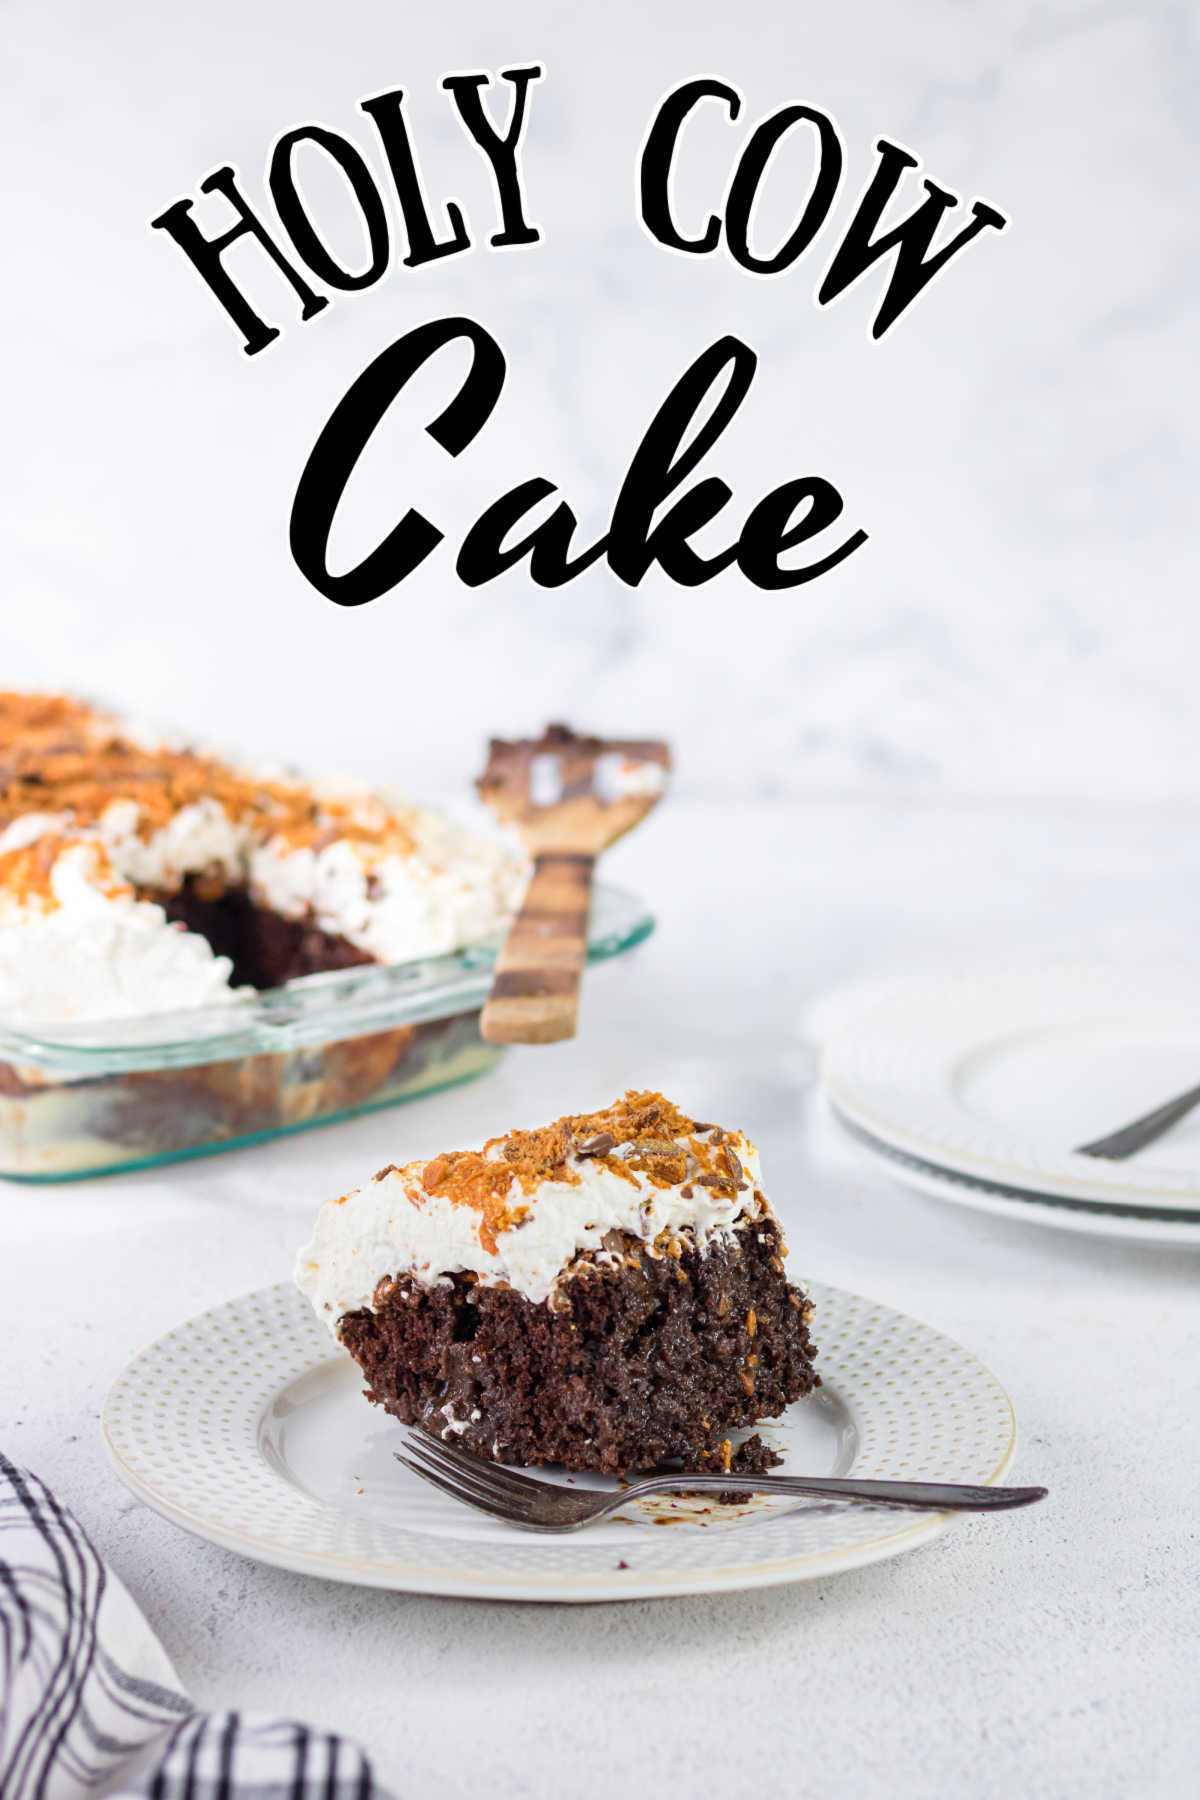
577, 1131, 616, 1157
724, 1143, 744, 1182
716, 1434, 784, 1502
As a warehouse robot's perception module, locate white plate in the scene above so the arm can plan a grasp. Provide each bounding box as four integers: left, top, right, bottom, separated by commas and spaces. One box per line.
834, 1106, 1200, 1249
102, 1281, 1019, 1604
821, 960, 1200, 1215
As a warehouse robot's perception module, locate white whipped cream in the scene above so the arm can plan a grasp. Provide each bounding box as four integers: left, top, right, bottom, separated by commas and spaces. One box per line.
250, 805, 526, 963
595, 754, 668, 801
296, 1130, 766, 1319
0, 844, 241, 1025
0, 796, 254, 899
0, 790, 525, 1023
98, 797, 250, 892
0, 814, 72, 855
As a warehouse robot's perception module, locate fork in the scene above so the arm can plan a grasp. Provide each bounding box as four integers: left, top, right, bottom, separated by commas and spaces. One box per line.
393, 1429, 1047, 1532
1076, 1080, 1200, 1160
476, 723, 670, 1044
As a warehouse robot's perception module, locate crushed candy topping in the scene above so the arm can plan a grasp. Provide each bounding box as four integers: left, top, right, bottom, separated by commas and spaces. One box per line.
377, 1090, 756, 1255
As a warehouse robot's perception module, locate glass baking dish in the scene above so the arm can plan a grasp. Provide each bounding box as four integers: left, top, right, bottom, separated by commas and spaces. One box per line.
0, 883, 653, 1181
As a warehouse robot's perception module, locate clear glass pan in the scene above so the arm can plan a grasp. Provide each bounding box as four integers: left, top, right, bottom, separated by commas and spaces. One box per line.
0, 884, 653, 1181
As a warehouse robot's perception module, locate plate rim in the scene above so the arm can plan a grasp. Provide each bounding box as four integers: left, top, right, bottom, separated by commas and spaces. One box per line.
832, 1103, 1200, 1248
820, 962, 1200, 1213
101, 1279, 1019, 1604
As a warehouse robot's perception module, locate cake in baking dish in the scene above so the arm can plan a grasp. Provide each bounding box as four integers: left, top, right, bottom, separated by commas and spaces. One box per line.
0, 692, 526, 1024
296, 1091, 819, 1475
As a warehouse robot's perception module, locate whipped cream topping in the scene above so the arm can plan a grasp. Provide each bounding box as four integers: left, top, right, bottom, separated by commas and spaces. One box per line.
0, 804, 524, 1025
0, 691, 529, 1023
250, 801, 526, 963
0, 843, 241, 1025
0, 814, 72, 855
296, 1122, 768, 1320
97, 796, 250, 893
595, 754, 668, 801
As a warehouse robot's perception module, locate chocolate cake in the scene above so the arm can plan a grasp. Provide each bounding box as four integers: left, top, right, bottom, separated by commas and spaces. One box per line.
0, 691, 526, 1025
297, 1092, 819, 1475
0, 692, 528, 1172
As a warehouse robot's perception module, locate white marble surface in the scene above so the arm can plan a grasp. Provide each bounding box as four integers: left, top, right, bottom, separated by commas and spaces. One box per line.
2, 0, 1199, 800
2, 796, 1197, 1799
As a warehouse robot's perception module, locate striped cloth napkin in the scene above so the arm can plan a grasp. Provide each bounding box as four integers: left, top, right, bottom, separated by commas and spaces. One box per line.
0, 1455, 391, 1799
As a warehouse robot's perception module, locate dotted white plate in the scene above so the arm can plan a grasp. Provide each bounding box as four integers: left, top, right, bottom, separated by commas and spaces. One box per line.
102, 1281, 1018, 1603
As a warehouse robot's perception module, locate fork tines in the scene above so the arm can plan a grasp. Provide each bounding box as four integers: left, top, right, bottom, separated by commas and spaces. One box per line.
394, 1427, 546, 1525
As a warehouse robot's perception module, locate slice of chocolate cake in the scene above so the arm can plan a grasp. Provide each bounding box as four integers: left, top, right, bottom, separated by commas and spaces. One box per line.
296, 1091, 819, 1476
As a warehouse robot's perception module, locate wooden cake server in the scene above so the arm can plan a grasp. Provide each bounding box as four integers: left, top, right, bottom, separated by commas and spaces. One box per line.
477, 724, 670, 1044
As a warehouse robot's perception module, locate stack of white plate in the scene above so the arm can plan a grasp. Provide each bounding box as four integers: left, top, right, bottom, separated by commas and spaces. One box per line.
820, 959, 1200, 1248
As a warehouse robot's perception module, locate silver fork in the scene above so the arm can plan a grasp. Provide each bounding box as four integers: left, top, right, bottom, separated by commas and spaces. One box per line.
1076, 1080, 1200, 1160
394, 1429, 1047, 1533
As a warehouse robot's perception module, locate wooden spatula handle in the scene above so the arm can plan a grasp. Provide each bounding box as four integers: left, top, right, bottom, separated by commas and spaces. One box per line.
481, 852, 595, 1045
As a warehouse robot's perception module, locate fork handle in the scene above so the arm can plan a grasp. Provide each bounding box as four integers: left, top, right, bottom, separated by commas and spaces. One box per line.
624, 1473, 1047, 1512
481, 852, 595, 1045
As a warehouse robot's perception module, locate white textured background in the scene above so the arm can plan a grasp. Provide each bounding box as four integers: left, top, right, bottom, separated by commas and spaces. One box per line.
3, 13, 1199, 1797
2, 0, 1198, 799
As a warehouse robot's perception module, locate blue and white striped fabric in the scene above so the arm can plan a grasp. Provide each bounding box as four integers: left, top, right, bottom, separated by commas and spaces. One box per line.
0, 1455, 391, 1800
